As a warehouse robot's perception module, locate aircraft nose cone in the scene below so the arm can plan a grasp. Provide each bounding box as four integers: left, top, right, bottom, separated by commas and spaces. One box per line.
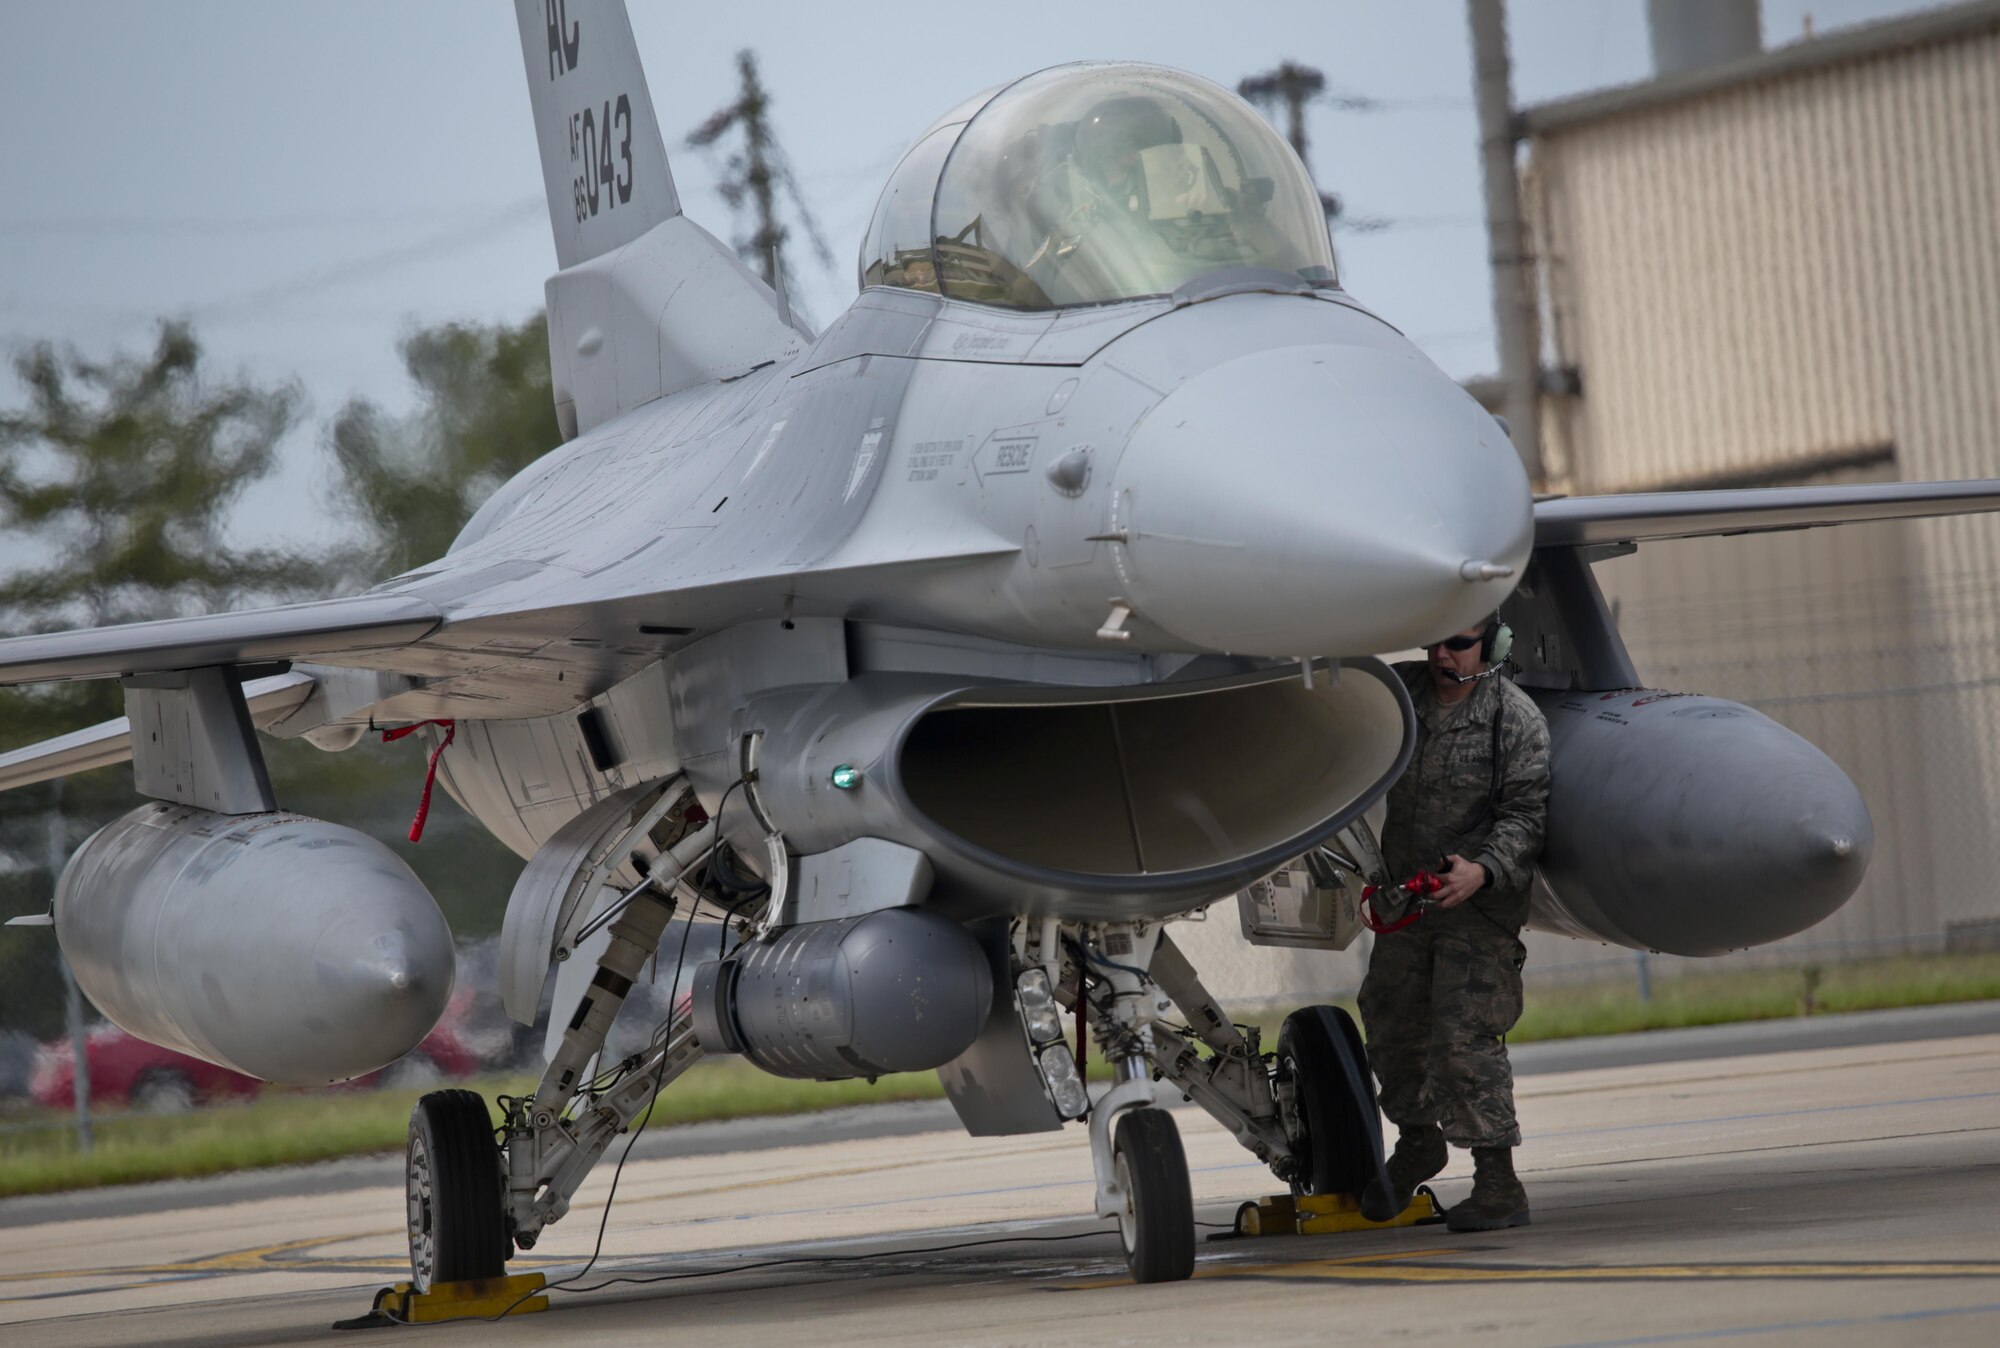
1111, 343, 1531, 655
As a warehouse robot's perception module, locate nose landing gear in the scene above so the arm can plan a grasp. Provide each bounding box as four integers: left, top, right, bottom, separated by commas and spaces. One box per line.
1111, 1106, 1196, 1283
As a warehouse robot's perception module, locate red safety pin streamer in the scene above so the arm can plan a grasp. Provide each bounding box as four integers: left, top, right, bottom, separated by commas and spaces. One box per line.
380, 719, 457, 843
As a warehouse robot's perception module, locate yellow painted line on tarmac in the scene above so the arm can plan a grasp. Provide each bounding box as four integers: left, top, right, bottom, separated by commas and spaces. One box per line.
1065, 1254, 2000, 1290
0, 1233, 351, 1285
1059, 1248, 1452, 1290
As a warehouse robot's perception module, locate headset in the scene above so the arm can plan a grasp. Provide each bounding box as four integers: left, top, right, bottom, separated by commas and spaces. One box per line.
1440, 615, 1514, 683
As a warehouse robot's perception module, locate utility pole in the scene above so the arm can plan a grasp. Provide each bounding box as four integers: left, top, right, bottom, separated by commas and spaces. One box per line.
1468, 0, 1546, 484
688, 50, 832, 311
46, 780, 90, 1151
1238, 62, 1344, 241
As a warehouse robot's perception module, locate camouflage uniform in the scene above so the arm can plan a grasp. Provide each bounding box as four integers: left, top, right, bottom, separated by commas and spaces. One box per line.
1358, 661, 1551, 1149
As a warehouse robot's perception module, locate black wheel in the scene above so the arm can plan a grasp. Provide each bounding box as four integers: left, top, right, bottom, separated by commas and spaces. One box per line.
1112, 1109, 1195, 1284
1277, 1005, 1389, 1201
407, 1089, 508, 1291
131, 1068, 196, 1114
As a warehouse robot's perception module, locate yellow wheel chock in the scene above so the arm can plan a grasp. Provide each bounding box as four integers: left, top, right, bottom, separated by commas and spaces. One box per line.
1234, 1187, 1444, 1237
332, 1272, 549, 1330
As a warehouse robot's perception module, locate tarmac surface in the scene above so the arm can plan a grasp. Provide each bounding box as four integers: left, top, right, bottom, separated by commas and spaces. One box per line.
3, 1006, 1997, 1346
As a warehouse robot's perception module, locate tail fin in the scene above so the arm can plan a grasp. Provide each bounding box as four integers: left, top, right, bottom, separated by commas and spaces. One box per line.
514, 0, 679, 268
512, 1, 807, 437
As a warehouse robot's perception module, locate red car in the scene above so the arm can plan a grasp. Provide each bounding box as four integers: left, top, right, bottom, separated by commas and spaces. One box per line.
32, 990, 485, 1111
30, 1026, 261, 1112
348, 989, 485, 1089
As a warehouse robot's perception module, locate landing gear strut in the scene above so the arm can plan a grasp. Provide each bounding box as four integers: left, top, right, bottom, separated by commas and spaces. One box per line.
397, 785, 717, 1291
1065, 923, 1198, 1283
1023, 909, 1395, 1281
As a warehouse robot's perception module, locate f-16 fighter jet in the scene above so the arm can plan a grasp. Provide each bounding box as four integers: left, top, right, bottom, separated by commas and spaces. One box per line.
5, 0, 1998, 1286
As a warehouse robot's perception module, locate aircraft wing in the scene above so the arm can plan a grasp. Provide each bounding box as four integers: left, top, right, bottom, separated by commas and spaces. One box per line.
1534, 479, 2000, 547
0, 594, 440, 688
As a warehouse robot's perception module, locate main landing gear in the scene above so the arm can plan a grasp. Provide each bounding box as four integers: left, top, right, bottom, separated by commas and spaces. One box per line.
1276, 1005, 1394, 1216
401, 786, 716, 1290
406, 1089, 509, 1291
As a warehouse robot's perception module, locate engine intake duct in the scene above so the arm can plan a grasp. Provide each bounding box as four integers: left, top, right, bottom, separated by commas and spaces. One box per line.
748, 659, 1414, 920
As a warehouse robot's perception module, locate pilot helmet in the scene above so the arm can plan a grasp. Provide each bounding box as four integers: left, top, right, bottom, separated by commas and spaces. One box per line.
1074, 96, 1182, 185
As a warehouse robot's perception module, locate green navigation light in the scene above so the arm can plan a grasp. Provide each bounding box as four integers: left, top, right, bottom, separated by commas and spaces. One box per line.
830, 763, 863, 790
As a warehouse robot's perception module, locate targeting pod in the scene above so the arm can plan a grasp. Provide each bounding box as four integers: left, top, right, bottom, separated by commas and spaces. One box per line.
691, 908, 991, 1080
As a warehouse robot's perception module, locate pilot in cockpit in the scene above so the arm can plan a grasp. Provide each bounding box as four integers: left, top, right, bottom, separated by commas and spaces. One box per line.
1072, 96, 1183, 222
902, 66, 1337, 310
1043, 94, 1272, 284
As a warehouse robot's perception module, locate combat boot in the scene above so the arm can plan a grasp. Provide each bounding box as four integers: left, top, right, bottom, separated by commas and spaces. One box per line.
1446, 1145, 1530, 1232
1360, 1122, 1446, 1221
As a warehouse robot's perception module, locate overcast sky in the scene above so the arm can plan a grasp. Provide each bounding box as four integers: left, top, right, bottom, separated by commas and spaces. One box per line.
0, 0, 1930, 555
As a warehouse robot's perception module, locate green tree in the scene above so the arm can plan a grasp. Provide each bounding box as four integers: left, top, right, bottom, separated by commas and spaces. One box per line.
329, 313, 561, 581
0, 320, 315, 635
0, 322, 320, 1038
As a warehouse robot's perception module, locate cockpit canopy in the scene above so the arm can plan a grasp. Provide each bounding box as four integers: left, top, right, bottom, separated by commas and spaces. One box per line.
859, 63, 1337, 311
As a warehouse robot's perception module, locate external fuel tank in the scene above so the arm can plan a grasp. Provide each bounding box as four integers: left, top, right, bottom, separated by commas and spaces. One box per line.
55, 803, 455, 1084
1529, 688, 1873, 956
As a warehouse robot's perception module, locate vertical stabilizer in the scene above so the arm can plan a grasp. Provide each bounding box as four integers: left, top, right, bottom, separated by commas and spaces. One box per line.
512, 1, 806, 438
514, 0, 681, 269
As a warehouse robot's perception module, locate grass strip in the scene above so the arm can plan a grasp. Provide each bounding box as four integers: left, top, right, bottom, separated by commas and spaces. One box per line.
3, 952, 1995, 1198
0, 1059, 948, 1199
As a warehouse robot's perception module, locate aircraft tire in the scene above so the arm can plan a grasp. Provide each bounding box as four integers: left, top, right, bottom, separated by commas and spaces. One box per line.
1277, 1005, 1388, 1202
406, 1089, 508, 1292
1113, 1108, 1195, 1283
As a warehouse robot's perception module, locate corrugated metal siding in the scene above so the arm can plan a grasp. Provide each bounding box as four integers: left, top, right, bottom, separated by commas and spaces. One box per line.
1535, 26, 2000, 492
1524, 21, 2000, 972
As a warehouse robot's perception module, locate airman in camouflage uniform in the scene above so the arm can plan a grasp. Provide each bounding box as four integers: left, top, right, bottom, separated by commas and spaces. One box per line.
1357, 617, 1550, 1233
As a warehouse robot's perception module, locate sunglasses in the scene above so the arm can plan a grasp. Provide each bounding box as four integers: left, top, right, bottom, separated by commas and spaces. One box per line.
1429, 633, 1483, 652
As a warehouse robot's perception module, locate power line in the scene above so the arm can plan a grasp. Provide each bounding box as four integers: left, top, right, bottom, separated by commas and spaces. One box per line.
189, 198, 542, 319
0, 206, 531, 238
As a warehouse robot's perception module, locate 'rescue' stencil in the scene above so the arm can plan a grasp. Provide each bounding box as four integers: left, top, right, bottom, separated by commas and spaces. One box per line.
977, 434, 1038, 477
